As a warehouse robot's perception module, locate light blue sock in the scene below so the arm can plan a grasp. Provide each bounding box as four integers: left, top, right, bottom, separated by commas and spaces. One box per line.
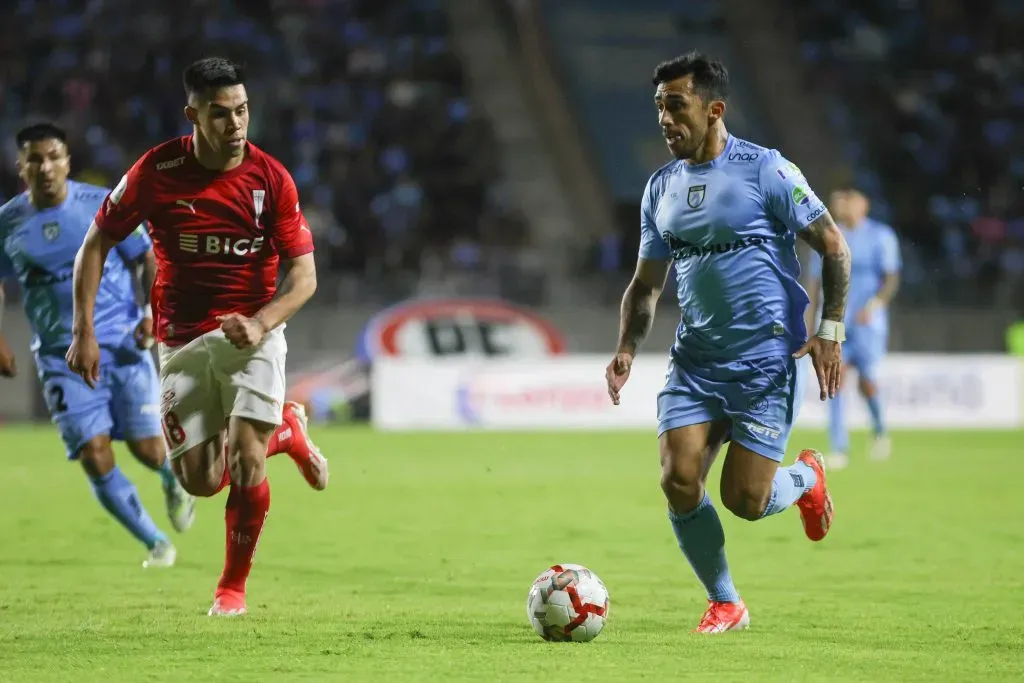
668, 494, 740, 603
153, 457, 179, 491
865, 393, 886, 436
828, 388, 849, 454
760, 461, 817, 518
133, 451, 178, 491
90, 466, 167, 550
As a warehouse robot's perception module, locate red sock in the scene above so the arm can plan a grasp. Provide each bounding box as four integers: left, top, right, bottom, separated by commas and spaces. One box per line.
217, 478, 271, 596
266, 420, 294, 457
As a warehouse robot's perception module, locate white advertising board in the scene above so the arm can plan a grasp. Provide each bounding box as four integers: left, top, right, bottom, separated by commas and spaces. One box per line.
372, 354, 1023, 431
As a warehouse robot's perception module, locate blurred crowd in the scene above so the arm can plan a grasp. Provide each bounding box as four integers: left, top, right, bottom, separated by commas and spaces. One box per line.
0, 0, 528, 285
793, 0, 1024, 306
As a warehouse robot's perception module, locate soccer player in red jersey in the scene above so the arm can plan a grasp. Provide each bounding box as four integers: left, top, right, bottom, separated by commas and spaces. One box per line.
66, 57, 329, 616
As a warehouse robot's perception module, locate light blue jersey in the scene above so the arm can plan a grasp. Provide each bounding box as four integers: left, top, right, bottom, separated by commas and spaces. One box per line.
644, 135, 825, 461
0, 180, 152, 356
0, 180, 161, 458
641, 135, 824, 362
808, 218, 901, 335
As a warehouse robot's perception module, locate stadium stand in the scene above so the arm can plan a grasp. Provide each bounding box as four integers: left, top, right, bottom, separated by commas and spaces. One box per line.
0, 0, 524, 288
791, 0, 1024, 308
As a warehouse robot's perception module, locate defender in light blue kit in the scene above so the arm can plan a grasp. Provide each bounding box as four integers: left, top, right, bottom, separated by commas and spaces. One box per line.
0, 123, 194, 568
807, 188, 901, 469
604, 52, 852, 633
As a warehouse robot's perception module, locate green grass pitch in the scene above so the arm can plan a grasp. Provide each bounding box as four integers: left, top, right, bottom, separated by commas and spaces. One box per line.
1, 425, 1022, 681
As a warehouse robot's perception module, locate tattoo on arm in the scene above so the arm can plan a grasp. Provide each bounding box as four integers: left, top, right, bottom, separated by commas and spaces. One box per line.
617, 279, 658, 356
800, 214, 851, 323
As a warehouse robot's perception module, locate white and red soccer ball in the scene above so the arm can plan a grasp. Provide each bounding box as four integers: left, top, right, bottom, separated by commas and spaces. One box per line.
526, 564, 610, 642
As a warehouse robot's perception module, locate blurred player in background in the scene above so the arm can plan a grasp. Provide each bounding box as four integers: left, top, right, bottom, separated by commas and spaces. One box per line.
604, 52, 850, 633
0, 123, 195, 568
67, 57, 329, 616
805, 188, 901, 469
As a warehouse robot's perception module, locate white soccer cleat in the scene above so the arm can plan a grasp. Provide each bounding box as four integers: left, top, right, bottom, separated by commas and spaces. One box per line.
869, 435, 892, 462
825, 452, 850, 470
142, 540, 177, 569
164, 478, 196, 533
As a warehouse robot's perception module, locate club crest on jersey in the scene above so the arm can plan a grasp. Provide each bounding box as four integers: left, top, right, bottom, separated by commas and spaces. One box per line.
252, 189, 266, 227
42, 221, 60, 241
687, 185, 706, 209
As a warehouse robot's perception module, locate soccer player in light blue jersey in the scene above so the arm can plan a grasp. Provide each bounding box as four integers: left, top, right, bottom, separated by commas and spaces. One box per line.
0, 123, 195, 568
604, 53, 852, 633
806, 188, 901, 469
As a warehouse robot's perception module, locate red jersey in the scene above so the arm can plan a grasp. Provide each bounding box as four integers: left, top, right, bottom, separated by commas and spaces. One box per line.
95, 137, 314, 345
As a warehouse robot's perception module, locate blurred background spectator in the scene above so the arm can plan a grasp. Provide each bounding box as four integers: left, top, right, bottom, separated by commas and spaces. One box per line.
0, 0, 1019, 332
0, 0, 526, 298
791, 0, 1024, 308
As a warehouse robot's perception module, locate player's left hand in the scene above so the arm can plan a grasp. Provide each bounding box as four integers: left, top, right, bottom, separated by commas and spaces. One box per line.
793, 336, 842, 401
134, 315, 155, 350
0, 335, 16, 377
217, 313, 266, 349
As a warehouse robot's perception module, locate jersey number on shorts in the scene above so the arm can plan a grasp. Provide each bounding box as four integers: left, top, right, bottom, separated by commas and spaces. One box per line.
162, 410, 186, 446
48, 386, 68, 413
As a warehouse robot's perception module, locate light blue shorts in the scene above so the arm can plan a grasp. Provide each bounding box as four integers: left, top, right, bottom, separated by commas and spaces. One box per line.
844, 326, 887, 383
657, 352, 805, 462
35, 348, 162, 459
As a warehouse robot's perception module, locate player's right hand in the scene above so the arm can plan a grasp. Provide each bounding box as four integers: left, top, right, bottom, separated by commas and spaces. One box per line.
66, 332, 101, 388
0, 335, 16, 377
605, 352, 633, 405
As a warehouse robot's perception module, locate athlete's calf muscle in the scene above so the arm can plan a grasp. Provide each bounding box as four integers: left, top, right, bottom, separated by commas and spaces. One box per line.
226, 415, 275, 487
719, 442, 779, 521
172, 435, 225, 497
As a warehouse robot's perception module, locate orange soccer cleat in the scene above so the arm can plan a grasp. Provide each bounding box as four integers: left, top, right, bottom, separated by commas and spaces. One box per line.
695, 599, 750, 634
796, 449, 834, 541
208, 588, 247, 617
277, 401, 329, 491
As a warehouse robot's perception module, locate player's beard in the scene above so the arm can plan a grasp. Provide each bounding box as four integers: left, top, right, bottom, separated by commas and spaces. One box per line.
678, 128, 710, 162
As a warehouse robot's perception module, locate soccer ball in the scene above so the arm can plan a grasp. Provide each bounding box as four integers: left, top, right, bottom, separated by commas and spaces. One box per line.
526, 563, 610, 642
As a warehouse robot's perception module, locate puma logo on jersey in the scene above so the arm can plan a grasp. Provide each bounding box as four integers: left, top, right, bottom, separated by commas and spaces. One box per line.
175, 199, 197, 214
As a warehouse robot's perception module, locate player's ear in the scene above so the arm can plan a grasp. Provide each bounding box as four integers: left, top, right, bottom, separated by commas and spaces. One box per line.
708, 99, 726, 123
184, 105, 199, 126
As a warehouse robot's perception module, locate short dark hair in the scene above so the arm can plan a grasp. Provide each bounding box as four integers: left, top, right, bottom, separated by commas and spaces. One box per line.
182, 57, 246, 101
16, 122, 67, 148
652, 51, 729, 102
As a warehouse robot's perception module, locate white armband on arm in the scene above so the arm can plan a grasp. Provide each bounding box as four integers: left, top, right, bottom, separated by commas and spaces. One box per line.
142, 303, 152, 318
816, 319, 846, 343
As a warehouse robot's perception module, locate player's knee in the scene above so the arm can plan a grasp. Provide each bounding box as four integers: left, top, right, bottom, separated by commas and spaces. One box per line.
858, 376, 877, 398
659, 465, 704, 513
77, 437, 115, 479
226, 417, 273, 487
127, 436, 166, 470
172, 441, 223, 497
720, 484, 770, 521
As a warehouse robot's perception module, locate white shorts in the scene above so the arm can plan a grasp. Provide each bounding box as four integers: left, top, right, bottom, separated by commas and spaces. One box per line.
157, 326, 287, 459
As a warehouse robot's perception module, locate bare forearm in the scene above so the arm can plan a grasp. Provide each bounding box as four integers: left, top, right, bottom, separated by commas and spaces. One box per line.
800, 214, 851, 324
137, 251, 157, 306
616, 278, 659, 357
254, 261, 316, 331
820, 255, 850, 322
875, 273, 900, 306
72, 230, 112, 335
